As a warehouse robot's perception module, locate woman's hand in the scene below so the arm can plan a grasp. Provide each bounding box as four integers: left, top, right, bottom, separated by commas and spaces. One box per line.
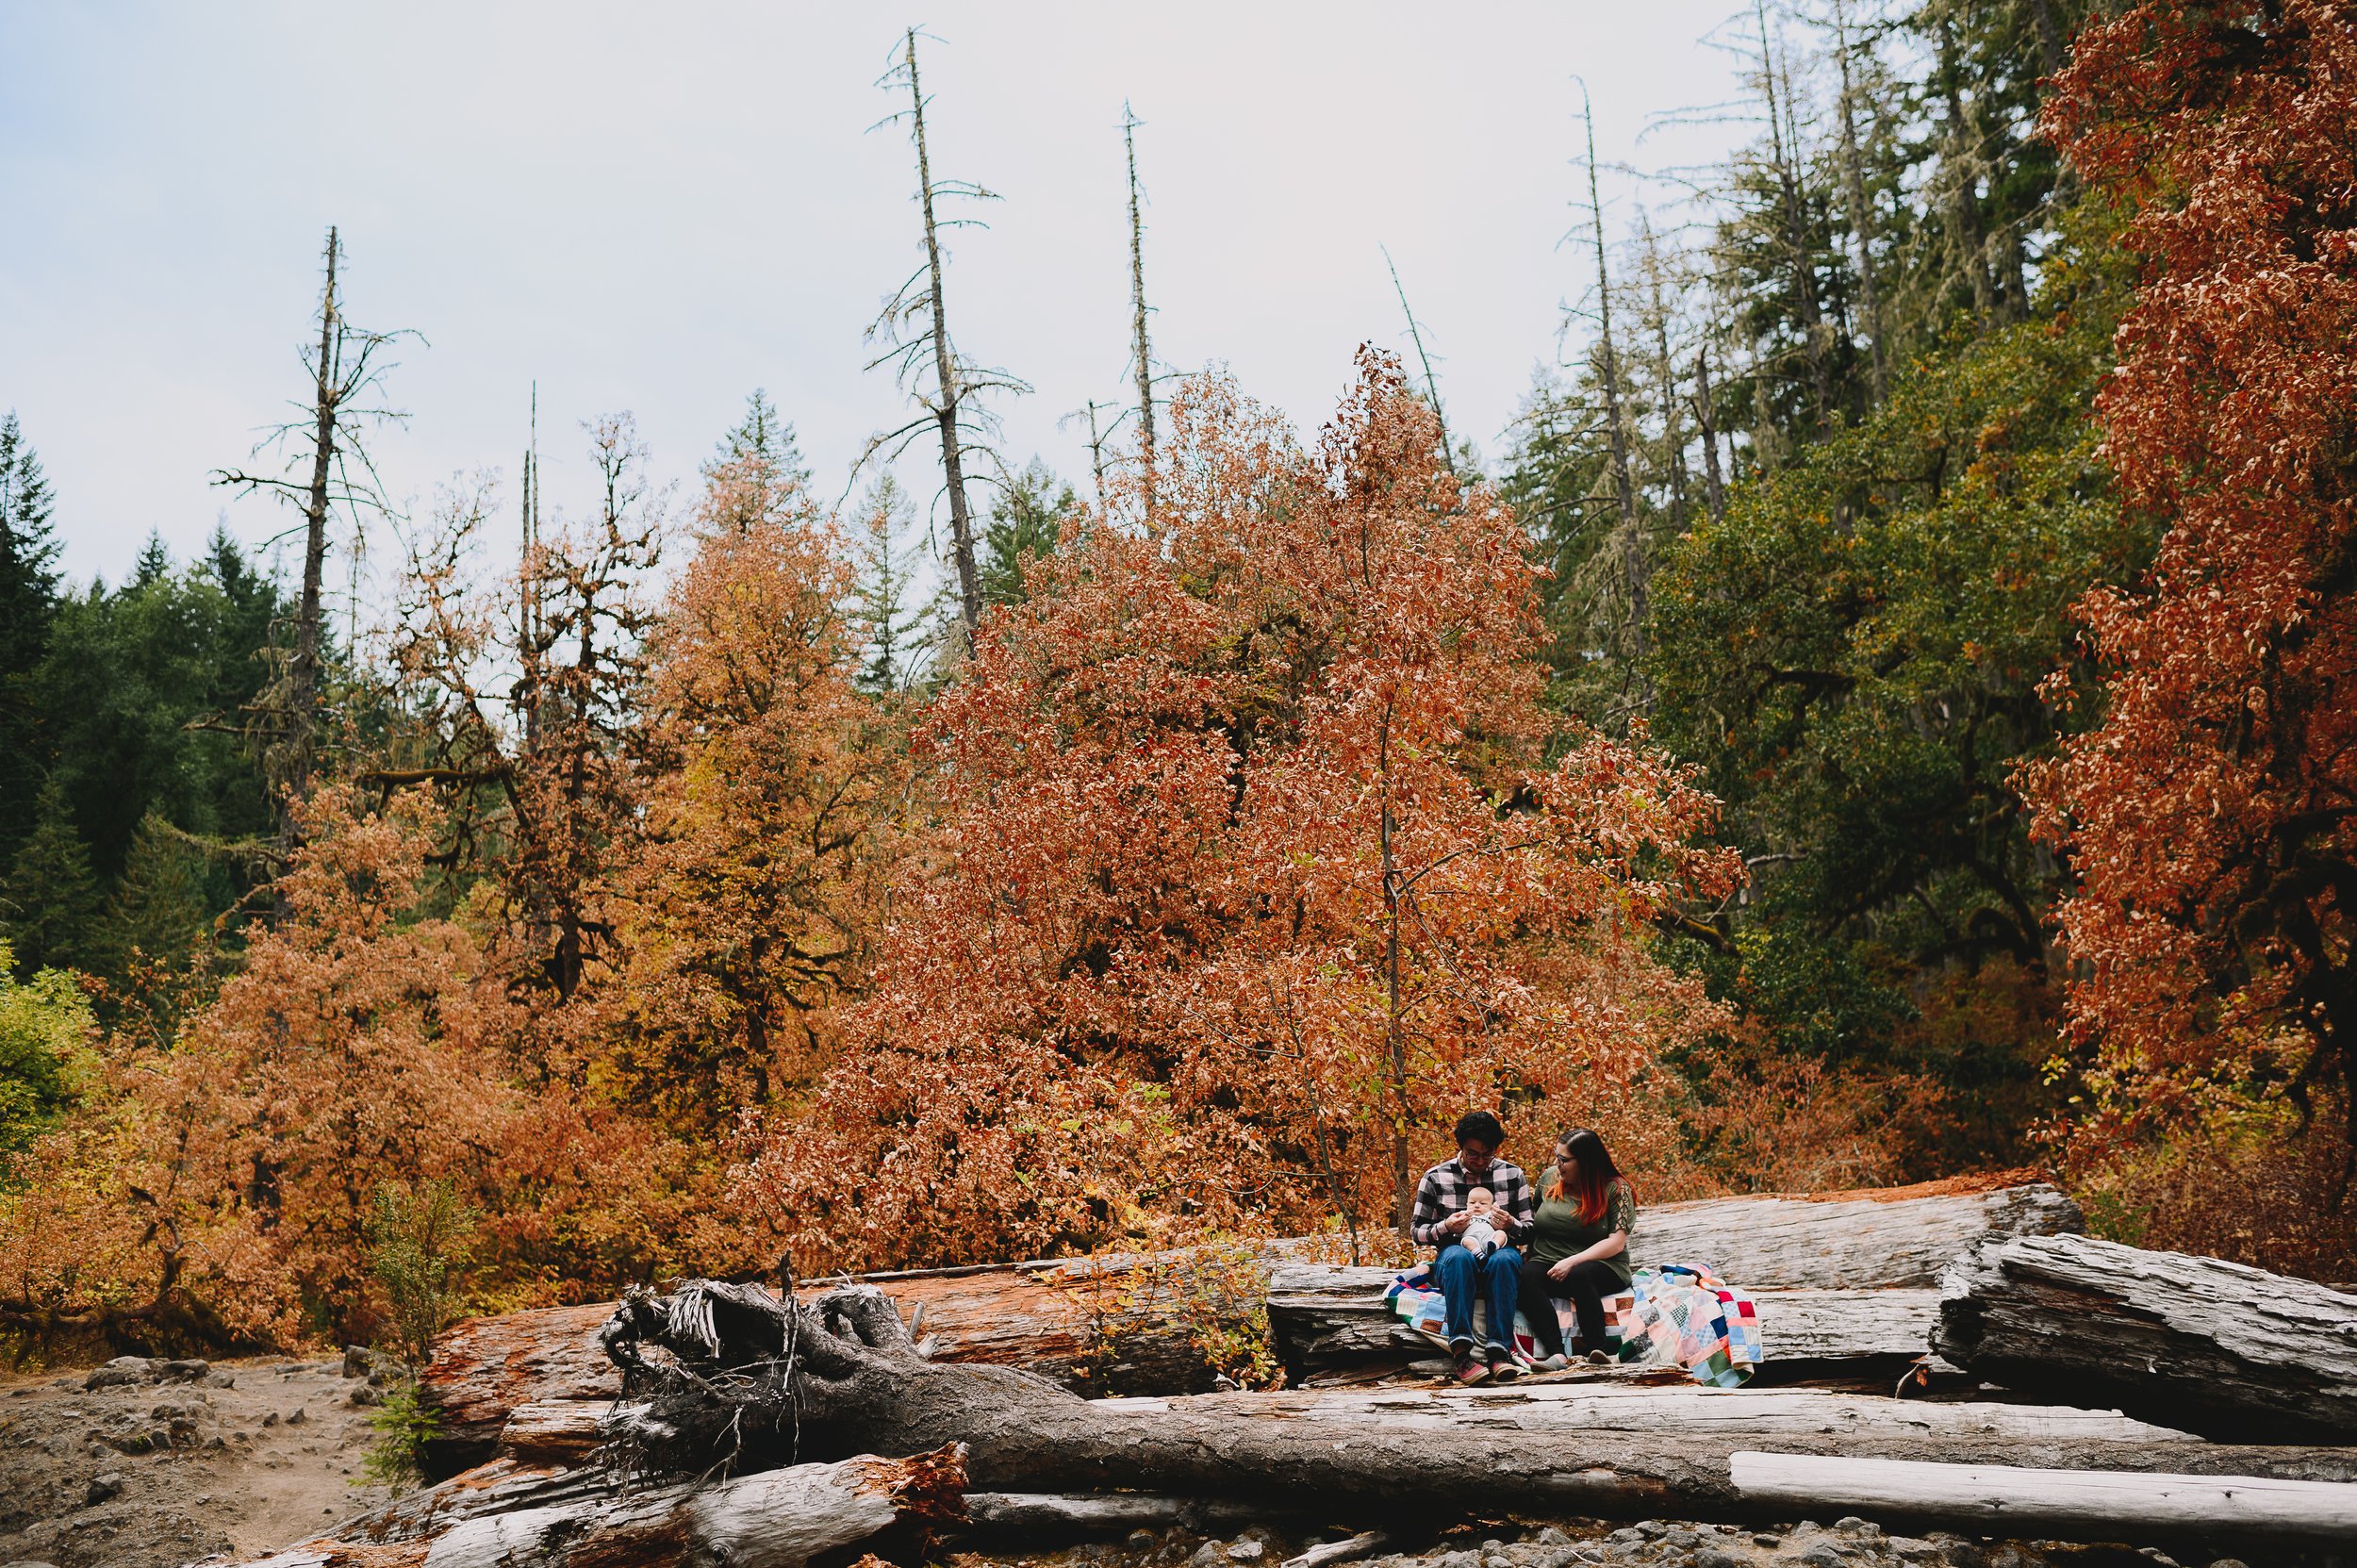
1547, 1257, 1574, 1282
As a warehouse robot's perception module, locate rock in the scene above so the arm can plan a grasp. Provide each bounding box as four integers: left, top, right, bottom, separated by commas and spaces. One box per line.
1228, 1543, 1267, 1563
1129, 1529, 1160, 1551
4, 1560, 65, 1568
1692, 1552, 1746, 1568
1753, 1537, 1783, 1549
349, 1386, 381, 1407
83, 1474, 124, 1507
1192, 1543, 1228, 1568
82, 1357, 152, 1391
206, 1368, 237, 1389
1535, 1528, 1572, 1547
286, 1407, 306, 1425
1799, 1548, 1848, 1568
260, 1412, 279, 1428
1835, 1516, 1883, 1537
156, 1358, 209, 1382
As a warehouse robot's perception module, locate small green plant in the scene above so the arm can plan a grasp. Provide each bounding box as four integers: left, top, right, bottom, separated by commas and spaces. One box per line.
359, 1380, 440, 1493
364, 1179, 478, 1368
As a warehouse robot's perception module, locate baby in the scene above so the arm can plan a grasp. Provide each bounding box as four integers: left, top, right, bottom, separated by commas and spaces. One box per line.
1459, 1187, 1504, 1258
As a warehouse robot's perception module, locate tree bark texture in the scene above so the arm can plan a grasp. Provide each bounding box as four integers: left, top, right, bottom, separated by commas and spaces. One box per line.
1934, 1232, 2357, 1444
692, 1284, 2357, 1540
1730, 1450, 2357, 1548
223, 1445, 966, 1568
420, 1178, 2082, 1473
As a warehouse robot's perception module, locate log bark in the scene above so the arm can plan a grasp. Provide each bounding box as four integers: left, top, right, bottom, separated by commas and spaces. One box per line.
1934, 1231, 2357, 1444
481, 1378, 2200, 1464
1729, 1450, 2357, 1547
227, 1445, 965, 1568
720, 1283, 2357, 1535
420, 1176, 2076, 1471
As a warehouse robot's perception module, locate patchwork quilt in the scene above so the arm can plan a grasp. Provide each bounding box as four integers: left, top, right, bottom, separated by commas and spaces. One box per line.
1385, 1261, 1763, 1387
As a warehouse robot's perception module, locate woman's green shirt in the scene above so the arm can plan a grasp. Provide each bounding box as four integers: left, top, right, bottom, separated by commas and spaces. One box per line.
1525, 1170, 1637, 1286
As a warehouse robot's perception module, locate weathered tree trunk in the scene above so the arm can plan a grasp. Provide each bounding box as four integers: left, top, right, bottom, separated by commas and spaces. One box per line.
710, 1284, 2357, 1539
225, 1446, 966, 1568
902, 29, 983, 633
286, 225, 340, 819
1934, 1232, 2357, 1444
1730, 1451, 2357, 1548
1579, 82, 1649, 681
476, 1376, 2203, 1467
420, 1177, 2083, 1472
1126, 102, 1157, 517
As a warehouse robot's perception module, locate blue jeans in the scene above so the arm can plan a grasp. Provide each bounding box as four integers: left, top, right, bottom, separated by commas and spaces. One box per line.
1436, 1243, 1521, 1355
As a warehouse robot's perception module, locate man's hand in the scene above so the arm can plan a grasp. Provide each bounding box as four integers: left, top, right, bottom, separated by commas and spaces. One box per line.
1445, 1211, 1473, 1235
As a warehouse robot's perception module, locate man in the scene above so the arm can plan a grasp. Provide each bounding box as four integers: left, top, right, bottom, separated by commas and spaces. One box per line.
1409, 1109, 1533, 1385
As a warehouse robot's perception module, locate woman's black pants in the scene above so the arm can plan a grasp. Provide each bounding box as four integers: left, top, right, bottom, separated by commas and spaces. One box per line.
1518, 1254, 1624, 1356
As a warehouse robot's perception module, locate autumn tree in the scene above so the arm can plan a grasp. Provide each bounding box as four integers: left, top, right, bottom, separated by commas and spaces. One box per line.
605, 429, 904, 1136
2020, 0, 2357, 1272
742, 355, 1739, 1272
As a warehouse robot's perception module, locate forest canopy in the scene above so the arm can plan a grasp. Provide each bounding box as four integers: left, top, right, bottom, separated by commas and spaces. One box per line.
3, 0, 2351, 1359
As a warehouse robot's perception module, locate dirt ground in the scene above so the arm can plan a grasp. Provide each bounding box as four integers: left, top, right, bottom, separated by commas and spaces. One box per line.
0, 1353, 392, 1568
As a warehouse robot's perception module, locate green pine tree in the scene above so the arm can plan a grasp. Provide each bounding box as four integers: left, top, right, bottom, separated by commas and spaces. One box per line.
0, 411, 61, 864
98, 812, 210, 976
980, 458, 1076, 609
0, 778, 102, 976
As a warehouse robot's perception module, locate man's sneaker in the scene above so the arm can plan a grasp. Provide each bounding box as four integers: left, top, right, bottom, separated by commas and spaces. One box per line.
1534, 1352, 1569, 1372
1583, 1348, 1616, 1366
1489, 1353, 1523, 1382
1453, 1351, 1491, 1386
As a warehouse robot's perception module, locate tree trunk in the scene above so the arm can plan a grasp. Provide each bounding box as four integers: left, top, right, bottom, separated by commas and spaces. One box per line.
419, 1177, 2084, 1473
1126, 103, 1158, 518
1581, 86, 1648, 682
1829, 0, 1887, 401
1933, 1232, 2357, 1444
224, 1447, 965, 1568
686, 1284, 2357, 1541
1694, 347, 1727, 525
904, 29, 982, 634
470, 1376, 2204, 1468
285, 225, 341, 829
1729, 1451, 2357, 1549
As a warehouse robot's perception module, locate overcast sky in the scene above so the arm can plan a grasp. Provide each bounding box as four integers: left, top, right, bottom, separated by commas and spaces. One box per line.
3, 3, 1755, 591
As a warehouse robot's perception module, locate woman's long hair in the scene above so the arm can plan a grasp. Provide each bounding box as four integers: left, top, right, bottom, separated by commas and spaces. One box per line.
1544, 1128, 1624, 1224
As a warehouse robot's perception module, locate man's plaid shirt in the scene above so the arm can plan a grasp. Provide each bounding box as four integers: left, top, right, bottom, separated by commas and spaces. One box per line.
1409, 1155, 1535, 1248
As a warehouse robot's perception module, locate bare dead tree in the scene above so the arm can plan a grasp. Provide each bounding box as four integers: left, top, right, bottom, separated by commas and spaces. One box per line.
862, 29, 1028, 637
1125, 102, 1159, 518
1059, 399, 1117, 507
1575, 81, 1651, 698
1694, 346, 1729, 527
1380, 244, 1456, 480
1636, 216, 1689, 535
212, 226, 417, 845
1752, 0, 1834, 431
1934, 14, 1999, 323
1829, 0, 1889, 400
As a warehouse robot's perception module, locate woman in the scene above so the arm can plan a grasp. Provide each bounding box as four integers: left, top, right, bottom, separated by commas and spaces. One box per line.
1518, 1128, 1637, 1368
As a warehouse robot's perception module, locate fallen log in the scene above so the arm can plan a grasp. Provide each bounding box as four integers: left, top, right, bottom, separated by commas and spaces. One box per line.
419, 1174, 2077, 1470
1933, 1231, 2357, 1444
1729, 1450, 2357, 1547
617, 1279, 2357, 1536
480, 1377, 2201, 1462
961, 1493, 1298, 1537
225, 1444, 967, 1568
1272, 1273, 1938, 1373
